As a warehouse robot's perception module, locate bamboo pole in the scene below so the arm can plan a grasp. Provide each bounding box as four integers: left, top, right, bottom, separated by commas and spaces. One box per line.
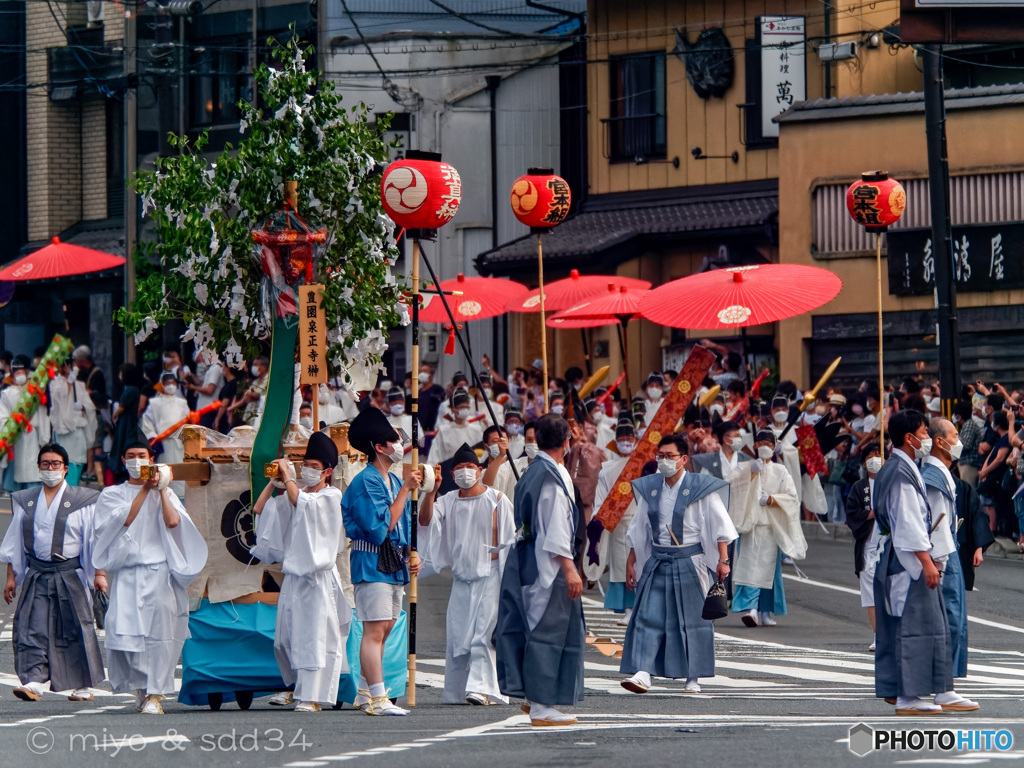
876, 233, 885, 457
408, 238, 421, 706
537, 233, 549, 413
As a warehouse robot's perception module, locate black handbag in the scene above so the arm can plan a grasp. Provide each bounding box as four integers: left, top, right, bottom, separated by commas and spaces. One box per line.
702, 579, 729, 621
93, 588, 109, 629
376, 537, 405, 575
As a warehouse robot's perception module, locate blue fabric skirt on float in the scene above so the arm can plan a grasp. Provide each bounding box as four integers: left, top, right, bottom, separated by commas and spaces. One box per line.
179, 599, 408, 707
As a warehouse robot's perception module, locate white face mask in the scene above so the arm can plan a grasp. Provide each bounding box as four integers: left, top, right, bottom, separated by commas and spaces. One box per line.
947, 440, 964, 461
647, 387, 663, 400
729, 437, 744, 452
657, 457, 681, 477
852, 404, 864, 416
299, 416, 314, 429
163, 384, 178, 396
617, 440, 635, 456
251, 365, 261, 377
13, 373, 27, 386
453, 467, 479, 490
387, 442, 404, 464
318, 388, 331, 405
506, 423, 523, 436
301, 466, 324, 488
710, 403, 725, 417
524, 443, 539, 460
488, 443, 501, 459
456, 407, 471, 421
551, 404, 564, 416
914, 436, 933, 459
772, 410, 788, 425
39, 469, 64, 488
757, 445, 775, 460
483, 386, 493, 399
125, 457, 150, 479
865, 456, 883, 474
418, 372, 430, 385
390, 403, 405, 416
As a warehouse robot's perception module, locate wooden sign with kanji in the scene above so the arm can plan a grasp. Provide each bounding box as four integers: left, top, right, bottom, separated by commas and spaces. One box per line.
300, 283, 327, 385
593, 344, 715, 531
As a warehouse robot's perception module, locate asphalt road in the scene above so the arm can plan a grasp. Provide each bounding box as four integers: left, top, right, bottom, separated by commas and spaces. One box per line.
1, 512, 1022, 768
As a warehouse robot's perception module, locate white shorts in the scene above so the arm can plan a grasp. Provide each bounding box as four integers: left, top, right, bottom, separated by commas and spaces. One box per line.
353, 582, 405, 622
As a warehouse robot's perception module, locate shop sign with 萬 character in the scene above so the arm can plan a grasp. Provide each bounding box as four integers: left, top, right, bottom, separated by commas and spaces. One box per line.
759, 16, 805, 139
886, 223, 1024, 296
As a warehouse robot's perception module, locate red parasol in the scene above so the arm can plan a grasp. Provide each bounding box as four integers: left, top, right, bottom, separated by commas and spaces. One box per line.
0, 237, 126, 281
419, 272, 528, 323
639, 264, 842, 329
506, 268, 650, 313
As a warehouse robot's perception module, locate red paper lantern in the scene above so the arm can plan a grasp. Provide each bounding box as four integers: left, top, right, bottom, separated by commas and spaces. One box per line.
845, 171, 906, 233
380, 151, 462, 234
510, 167, 571, 231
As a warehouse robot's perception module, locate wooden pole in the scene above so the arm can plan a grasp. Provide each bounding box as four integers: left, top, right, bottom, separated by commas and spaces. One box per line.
408, 237, 421, 706
537, 233, 549, 413
876, 233, 885, 457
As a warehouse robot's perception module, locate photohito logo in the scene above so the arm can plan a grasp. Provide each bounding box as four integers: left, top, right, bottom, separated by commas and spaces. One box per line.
847, 724, 1014, 757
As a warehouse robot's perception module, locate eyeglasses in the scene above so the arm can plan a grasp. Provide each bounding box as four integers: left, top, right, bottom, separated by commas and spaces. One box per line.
38, 461, 65, 469
656, 453, 681, 460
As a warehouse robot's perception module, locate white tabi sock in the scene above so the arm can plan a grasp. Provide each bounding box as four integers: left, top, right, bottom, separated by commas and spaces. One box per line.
369, 683, 387, 699
358, 676, 369, 691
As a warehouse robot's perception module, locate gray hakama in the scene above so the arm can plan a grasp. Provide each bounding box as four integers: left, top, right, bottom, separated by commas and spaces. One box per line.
2, 485, 104, 692
873, 538, 954, 699
942, 550, 969, 679
620, 543, 715, 679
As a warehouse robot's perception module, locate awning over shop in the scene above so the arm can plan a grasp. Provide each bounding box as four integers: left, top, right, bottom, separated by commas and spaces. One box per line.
477, 179, 778, 277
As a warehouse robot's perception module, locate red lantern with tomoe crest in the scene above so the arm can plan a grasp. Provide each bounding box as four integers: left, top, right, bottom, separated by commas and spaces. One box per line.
510, 167, 571, 233
845, 171, 906, 234
380, 150, 462, 237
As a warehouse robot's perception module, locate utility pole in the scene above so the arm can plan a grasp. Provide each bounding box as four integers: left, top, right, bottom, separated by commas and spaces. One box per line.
922, 45, 960, 417
124, 1, 137, 364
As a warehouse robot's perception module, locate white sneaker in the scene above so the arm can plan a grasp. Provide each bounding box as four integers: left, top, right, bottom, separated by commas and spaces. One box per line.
68, 688, 94, 702
268, 691, 295, 707
741, 609, 759, 627
761, 612, 777, 627
621, 671, 651, 694
616, 608, 633, 627
868, 634, 876, 652
140, 695, 164, 715
529, 703, 577, 726
935, 691, 980, 712
683, 678, 701, 693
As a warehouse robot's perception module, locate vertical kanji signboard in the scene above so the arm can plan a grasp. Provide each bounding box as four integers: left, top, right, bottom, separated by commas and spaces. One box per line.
300, 283, 328, 385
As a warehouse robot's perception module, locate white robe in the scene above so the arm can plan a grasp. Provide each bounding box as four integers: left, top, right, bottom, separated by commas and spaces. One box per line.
49, 376, 96, 466
251, 486, 350, 706
418, 486, 515, 704
487, 456, 530, 503
593, 456, 636, 583
427, 420, 484, 465
732, 462, 806, 590
141, 394, 190, 497
521, 452, 576, 631
0, 384, 51, 483
922, 456, 958, 564
92, 482, 208, 695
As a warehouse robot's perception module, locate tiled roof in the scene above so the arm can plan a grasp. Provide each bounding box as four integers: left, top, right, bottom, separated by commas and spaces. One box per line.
477, 180, 777, 275
776, 82, 1024, 124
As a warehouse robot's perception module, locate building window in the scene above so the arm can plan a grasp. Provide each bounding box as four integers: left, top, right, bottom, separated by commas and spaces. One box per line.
189, 43, 252, 129
605, 52, 665, 163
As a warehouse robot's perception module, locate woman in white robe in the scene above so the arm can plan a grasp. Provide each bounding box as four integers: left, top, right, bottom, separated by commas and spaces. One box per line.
419, 444, 515, 705
140, 375, 190, 498
92, 442, 207, 714
251, 433, 350, 713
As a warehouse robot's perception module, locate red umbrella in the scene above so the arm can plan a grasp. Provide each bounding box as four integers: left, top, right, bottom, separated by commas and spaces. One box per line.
639, 264, 842, 329
0, 236, 125, 281
419, 272, 528, 323
506, 268, 650, 313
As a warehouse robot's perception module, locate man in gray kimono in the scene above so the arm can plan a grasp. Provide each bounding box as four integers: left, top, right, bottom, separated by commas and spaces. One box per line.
496, 413, 585, 727
621, 434, 736, 694
1, 443, 105, 702
873, 410, 971, 716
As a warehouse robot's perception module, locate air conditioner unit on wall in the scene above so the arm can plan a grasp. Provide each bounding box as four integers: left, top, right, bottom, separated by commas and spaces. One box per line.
819, 42, 858, 62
